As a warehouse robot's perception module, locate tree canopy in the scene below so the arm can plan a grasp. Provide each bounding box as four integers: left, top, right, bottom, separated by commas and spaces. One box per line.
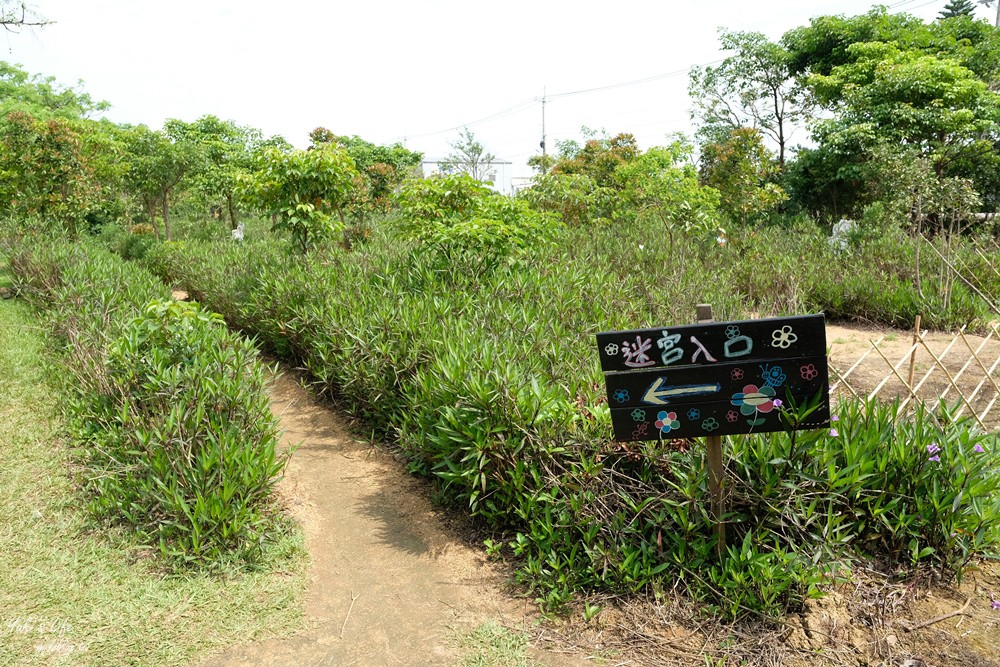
0, 61, 108, 119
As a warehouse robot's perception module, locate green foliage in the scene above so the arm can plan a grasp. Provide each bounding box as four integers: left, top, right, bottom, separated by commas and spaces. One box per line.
132, 219, 1000, 620
518, 172, 612, 226
550, 129, 640, 188
780, 7, 1000, 217
164, 115, 264, 229
7, 239, 288, 569
689, 30, 810, 168
240, 143, 360, 253
395, 172, 492, 223
616, 140, 722, 248
808, 41, 999, 164
396, 173, 561, 265
0, 61, 107, 119
0, 111, 97, 233
699, 128, 787, 224
939, 0, 978, 20
310, 128, 423, 230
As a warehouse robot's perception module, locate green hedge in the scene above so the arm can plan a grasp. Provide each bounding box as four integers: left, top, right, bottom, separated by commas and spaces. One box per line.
8, 238, 288, 569
133, 223, 999, 618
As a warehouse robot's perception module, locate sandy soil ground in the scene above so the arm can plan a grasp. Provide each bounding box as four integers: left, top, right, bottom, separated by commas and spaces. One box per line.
827, 321, 1000, 430
197, 370, 585, 667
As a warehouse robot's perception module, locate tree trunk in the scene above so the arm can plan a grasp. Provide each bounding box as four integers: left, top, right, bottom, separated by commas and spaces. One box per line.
145, 197, 159, 240
226, 192, 237, 230
773, 90, 786, 169
161, 191, 171, 241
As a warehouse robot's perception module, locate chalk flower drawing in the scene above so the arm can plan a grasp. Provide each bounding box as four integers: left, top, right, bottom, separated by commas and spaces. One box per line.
800, 363, 819, 380
630, 408, 646, 422
771, 325, 798, 349
604, 343, 619, 357
655, 411, 680, 435
612, 389, 630, 404
731, 384, 776, 416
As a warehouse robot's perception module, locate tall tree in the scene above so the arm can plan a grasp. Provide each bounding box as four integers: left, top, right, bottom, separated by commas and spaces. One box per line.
689, 30, 811, 169
240, 144, 360, 253
0, 61, 108, 119
164, 115, 263, 229
699, 127, 787, 224
439, 128, 496, 183
940, 0, 977, 19
122, 125, 202, 240
808, 41, 1000, 177
0, 111, 96, 232
781, 8, 1000, 217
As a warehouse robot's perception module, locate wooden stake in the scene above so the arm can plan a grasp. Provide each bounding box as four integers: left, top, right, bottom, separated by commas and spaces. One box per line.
697, 304, 726, 559
907, 315, 921, 390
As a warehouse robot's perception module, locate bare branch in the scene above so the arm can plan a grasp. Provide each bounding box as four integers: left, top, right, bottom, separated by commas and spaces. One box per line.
1, 1, 51, 33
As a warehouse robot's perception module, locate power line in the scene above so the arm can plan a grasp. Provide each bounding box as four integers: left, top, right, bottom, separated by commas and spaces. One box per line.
400, 0, 951, 151
546, 60, 725, 99
401, 60, 726, 142
402, 98, 537, 141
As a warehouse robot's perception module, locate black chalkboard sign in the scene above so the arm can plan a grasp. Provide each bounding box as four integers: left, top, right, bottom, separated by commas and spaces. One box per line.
597, 314, 830, 441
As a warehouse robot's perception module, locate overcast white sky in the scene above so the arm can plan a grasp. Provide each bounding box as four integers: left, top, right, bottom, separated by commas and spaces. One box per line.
2, 0, 982, 176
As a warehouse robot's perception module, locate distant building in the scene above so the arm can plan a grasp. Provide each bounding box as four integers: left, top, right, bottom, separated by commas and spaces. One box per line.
420, 159, 514, 196
510, 176, 535, 195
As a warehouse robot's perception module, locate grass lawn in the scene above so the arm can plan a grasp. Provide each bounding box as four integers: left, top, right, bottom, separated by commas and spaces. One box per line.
0, 268, 307, 666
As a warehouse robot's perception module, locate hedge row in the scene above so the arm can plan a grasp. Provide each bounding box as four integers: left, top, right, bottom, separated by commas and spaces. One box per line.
8, 237, 288, 568
134, 227, 999, 617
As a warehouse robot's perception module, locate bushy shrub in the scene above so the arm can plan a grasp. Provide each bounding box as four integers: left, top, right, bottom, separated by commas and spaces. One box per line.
518, 173, 614, 226
8, 239, 288, 569
134, 226, 999, 619
396, 175, 562, 266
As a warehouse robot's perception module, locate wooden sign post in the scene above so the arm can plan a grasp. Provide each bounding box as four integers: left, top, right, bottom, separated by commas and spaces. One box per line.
596, 310, 830, 560
697, 304, 727, 557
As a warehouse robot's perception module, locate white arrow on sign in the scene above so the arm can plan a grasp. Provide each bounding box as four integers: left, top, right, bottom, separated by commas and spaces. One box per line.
642, 377, 722, 405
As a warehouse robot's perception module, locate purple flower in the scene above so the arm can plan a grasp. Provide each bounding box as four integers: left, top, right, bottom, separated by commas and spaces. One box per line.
927, 443, 941, 455
829, 428, 839, 437
974, 444, 986, 454
992, 600, 1000, 611
929, 455, 941, 462
831, 415, 839, 422
773, 399, 783, 408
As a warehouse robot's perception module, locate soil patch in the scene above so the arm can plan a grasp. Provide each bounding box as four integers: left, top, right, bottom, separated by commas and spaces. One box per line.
198, 369, 586, 667
827, 321, 1000, 430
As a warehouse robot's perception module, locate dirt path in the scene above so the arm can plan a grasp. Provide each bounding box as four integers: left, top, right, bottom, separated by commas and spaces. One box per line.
199, 370, 583, 667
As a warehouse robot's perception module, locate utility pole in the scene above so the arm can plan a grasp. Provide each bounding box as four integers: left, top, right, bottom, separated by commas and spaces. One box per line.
540, 86, 547, 174
984, 0, 1000, 27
